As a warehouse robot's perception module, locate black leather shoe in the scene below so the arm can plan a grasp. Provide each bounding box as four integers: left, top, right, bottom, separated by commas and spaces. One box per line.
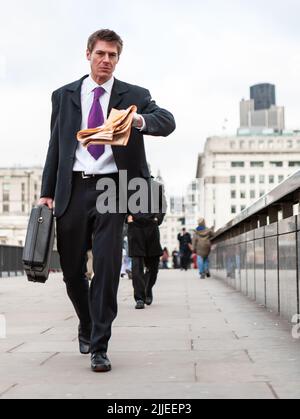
79, 337, 91, 355
135, 300, 145, 310
206, 271, 211, 278
145, 289, 153, 306
78, 325, 91, 355
91, 352, 111, 373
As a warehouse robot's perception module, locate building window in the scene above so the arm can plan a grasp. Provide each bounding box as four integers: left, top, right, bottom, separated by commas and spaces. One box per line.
278, 175, 284, 183
230, 176, 236, 184
22, 183, 25, 191
240, 191, 246, 199
251, 161, 264, 168
269, 175, 275, 184
2, 204, 9, 213
240, 176, 246, 184
287, 140, 293, 149
250, 190, 256, 199
260, 191, 265, 197
22, 204, 26, 213
258, 140, 265, 149
230, 141, 236, 149
3, 192, 9, 202
250, 175, 255, 184
270, 161, 283, 167
231, 206, 236, 214
240, 141, 245, 149
231, 162, 245, 168
268, 141, 274, 149
231, 190, 236, 199
289, 161, 300, 167
241, 206, 246, 212
259, 175, 265, 184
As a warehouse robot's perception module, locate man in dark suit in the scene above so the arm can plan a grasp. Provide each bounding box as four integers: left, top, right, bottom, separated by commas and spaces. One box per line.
39, 29, 175, 373
127, 179, 166, 310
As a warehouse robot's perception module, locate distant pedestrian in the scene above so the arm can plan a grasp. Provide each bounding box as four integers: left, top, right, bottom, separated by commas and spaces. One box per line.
192, 218, 214, 279
161, 247, 170, 269
172, 250, 180, 269
177, 228, 192, 271
192, 252, 198, 269
127, 179, 166, 310
120, 236, 132, 279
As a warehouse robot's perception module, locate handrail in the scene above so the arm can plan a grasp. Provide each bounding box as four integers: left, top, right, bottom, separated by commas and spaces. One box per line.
213, 169, 300, 240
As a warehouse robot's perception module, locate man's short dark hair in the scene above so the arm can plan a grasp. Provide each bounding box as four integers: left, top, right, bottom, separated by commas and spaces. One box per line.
87, 29, 123, 56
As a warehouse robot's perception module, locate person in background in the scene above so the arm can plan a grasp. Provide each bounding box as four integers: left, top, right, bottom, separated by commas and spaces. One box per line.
127, 179, 166, 310
161, 247, 169, 269
192, 217, 214, 279
192, 252, 198, 269
172, 250, 180, 269
177, 228, 192, 271
120, 236, 132, 279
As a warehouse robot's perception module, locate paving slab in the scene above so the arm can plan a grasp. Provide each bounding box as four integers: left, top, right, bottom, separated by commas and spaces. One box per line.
0, 270, 300, 399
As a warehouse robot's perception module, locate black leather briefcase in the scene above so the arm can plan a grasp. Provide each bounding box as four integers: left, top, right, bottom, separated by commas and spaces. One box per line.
22, 205, 55, 283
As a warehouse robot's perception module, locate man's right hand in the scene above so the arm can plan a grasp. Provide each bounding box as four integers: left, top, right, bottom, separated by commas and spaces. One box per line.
38, 197, 54, 209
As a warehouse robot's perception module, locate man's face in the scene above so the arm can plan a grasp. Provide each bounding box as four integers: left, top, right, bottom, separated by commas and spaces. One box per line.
87, 40, 119, 83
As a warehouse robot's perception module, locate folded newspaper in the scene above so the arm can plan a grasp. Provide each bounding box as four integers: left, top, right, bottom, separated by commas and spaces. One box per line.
77, 105, 137, 147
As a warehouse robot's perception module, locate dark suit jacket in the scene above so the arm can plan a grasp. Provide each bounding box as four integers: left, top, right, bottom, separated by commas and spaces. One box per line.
41, 75, 176, 218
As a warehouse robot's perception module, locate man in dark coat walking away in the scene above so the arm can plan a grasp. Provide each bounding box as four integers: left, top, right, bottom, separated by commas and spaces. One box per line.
177, 228, 192, 271
127, 180, 166, 309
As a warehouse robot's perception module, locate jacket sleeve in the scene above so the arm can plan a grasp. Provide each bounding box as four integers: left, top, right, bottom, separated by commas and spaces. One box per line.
40, 91, 60, 199
140, 89, 176, 137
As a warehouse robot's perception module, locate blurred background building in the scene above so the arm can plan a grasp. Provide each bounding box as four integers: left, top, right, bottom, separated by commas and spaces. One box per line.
0, 167, 42, 245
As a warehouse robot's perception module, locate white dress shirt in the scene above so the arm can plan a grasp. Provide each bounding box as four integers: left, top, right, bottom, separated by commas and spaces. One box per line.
73, 75, 119, 175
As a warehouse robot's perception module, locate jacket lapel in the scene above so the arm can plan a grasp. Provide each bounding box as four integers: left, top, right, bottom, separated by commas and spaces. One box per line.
108, 79, 129, 117
68, 75, 89, 110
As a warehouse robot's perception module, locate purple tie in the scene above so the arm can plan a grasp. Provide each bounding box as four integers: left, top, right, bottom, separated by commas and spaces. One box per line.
87, 86, 105, 160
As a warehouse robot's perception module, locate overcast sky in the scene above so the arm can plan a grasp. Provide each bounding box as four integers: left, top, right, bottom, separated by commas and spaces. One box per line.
1, 0, 300, 195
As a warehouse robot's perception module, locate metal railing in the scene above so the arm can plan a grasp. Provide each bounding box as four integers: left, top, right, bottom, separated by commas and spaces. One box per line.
210, 170, 300, 322
0, 245, 61, 278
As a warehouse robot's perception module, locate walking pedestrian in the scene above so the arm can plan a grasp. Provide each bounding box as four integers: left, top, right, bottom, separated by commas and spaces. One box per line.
192, 218, 214, 279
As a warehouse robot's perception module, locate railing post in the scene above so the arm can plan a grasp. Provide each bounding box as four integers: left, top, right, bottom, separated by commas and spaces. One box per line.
281, 202, 293, 219
268, 206, 279, 224
259, 214, 268, 227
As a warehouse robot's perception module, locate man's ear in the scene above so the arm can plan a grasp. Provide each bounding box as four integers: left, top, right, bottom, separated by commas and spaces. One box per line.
86, 49, 91, 61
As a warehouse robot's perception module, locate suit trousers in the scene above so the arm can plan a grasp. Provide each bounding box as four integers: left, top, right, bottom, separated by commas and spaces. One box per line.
56, 172, 125, 353
132, 256, 160, 302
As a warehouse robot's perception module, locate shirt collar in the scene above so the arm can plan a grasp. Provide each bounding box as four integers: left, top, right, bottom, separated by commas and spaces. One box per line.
84, 75, 114, 95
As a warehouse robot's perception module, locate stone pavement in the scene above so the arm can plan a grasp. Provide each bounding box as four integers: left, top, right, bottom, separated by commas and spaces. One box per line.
0, 270, 300, 399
